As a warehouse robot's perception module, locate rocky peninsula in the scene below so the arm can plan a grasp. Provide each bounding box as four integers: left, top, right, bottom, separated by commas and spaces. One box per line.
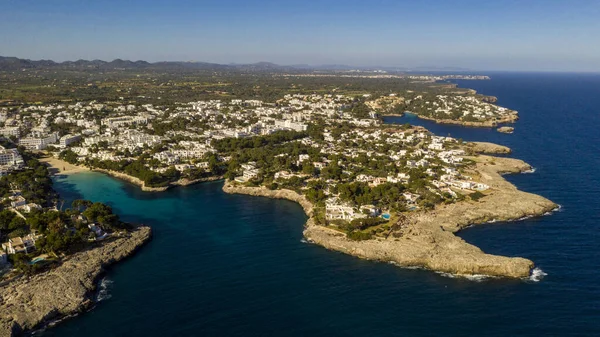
222, 151, 556, 279
0, 226, 152, 337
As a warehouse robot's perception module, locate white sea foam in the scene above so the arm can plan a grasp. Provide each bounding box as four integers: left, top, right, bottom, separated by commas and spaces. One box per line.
544, 204, 563, 216
529, 267, 547, 282
387, 263, 495, 281
436, 272, 493, 282
97, 277, 113, 302
523, 167, 537, 174
386, 261, 423, 270
30, 311, 85, 335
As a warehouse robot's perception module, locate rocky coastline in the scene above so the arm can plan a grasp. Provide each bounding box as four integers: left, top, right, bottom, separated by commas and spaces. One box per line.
89, 169, 223, 192
222, 152, 556, 280
416, 113, 519, 127
0, 226, 152, 337
381, 110, 517, 128
92, 168, 169, 192
467, 141, 512, 154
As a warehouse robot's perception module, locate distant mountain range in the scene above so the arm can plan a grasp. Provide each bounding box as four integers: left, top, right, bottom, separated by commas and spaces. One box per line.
0, 56, 471, 73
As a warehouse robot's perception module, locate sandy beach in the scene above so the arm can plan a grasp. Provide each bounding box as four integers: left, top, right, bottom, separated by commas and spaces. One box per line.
39, 156, 89, 175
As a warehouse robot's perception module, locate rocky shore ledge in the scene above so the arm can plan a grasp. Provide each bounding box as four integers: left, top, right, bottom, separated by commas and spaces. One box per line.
0, 226, 152, 337
467, 141, 512, 154
222, 153, 556, 279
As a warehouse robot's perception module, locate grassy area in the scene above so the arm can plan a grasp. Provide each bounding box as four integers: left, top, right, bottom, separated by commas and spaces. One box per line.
359, 213, 399, 236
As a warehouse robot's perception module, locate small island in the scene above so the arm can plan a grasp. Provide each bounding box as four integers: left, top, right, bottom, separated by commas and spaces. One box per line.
497, 126, 515, 134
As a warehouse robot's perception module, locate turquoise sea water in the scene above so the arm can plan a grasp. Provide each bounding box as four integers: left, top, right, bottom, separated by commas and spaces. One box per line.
41, 73, 600, 336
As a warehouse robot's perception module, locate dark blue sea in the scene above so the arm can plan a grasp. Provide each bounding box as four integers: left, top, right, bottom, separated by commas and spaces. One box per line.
42, 73, 600, 336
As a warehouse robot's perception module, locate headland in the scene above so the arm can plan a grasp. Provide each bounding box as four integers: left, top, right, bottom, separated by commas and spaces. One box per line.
0, 226, 152, 337
222, 149, 556, 279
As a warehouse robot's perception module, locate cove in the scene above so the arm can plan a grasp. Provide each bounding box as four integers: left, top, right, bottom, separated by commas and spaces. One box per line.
42, 72, 600, 336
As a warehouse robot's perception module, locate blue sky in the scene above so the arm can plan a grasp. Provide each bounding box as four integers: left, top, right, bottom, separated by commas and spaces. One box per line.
1, 0, 599, 71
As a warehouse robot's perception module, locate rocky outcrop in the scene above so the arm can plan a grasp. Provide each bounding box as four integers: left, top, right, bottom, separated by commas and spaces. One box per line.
171, 176, 223, 187
0, 226, 152, 337
92, 169, 168, 192
304, 225, 535, 278
497, 126, 515, 134
222, 154, 557, 279
222, 184, 314, 216
467, 142, 512, 154
481, 95, 498, 103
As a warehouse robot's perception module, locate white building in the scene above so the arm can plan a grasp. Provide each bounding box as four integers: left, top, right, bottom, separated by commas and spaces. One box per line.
19, 132, 59, 150
274, 120, 308, 132
59, 134, 82, 148
0, 127, 20, 138
101, 116, 148, 128
325, 198, 366, 221
2, 234, 41, 254
0, 148, 24, 167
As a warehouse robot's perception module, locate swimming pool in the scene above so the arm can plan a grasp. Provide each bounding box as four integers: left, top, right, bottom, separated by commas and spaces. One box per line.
30, 257, 45, 264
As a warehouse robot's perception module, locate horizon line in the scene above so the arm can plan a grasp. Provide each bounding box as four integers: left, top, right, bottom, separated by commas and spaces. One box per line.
1, 55, 599, 75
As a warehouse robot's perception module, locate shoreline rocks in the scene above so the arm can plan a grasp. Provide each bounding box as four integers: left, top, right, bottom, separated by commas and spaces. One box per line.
222, 153, 556, 279
0, 226, 152, 337
92, 169, 223, 192
467, 141, 512, 154
92, 168, 170, 192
